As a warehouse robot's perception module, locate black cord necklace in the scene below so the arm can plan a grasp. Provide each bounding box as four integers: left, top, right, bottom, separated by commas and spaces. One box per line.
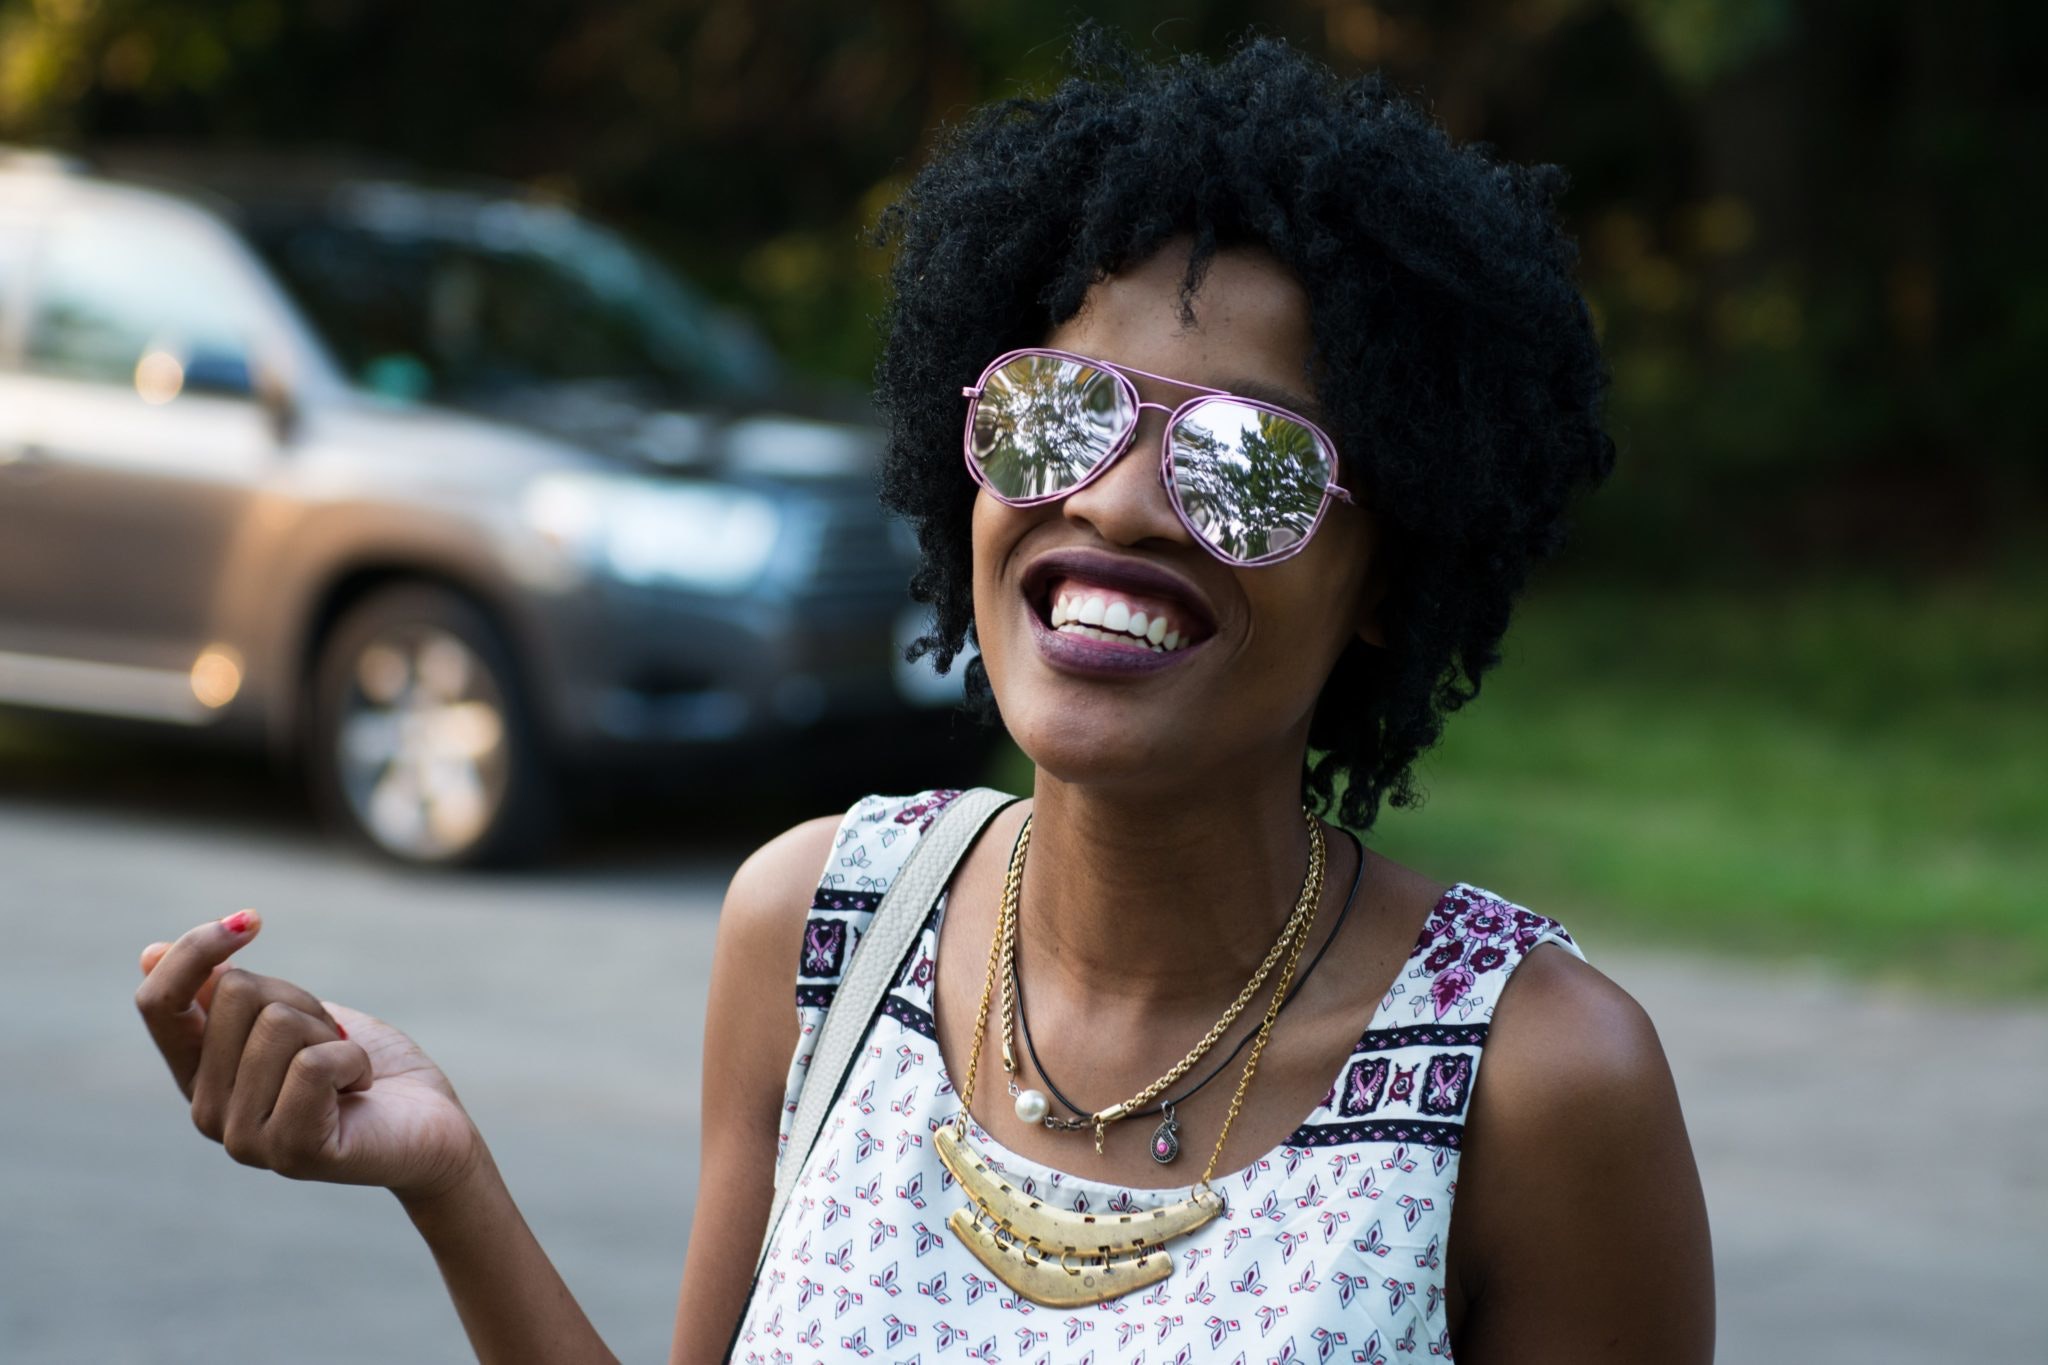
1013, 825, 1366, 1164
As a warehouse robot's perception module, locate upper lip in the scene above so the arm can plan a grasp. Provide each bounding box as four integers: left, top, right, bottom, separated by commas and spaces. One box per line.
1020, 547, 1219, 636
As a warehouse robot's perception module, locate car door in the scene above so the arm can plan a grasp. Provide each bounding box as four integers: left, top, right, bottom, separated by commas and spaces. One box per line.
0, 189, 283, 718
0, 195, 41, 595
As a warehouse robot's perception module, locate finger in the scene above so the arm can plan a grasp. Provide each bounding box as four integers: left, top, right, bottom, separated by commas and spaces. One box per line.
269, 1040, 375, 1182
194, 961, 232, 1014
191, 969, 347, 1141
134, 911, 262, 1097
222, 1002, 332, 1168
321, 1002, 371, 1093
141, 945, 235, 1015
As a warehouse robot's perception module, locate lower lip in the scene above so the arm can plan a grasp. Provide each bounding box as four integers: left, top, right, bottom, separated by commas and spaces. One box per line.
1027, 604, 1205, 677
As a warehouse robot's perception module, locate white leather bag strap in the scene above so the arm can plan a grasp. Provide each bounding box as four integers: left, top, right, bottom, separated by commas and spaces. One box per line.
753, 786, 1019, 1277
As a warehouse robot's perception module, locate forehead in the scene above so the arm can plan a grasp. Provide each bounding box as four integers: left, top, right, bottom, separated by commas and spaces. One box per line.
1046, 240, 1316, 396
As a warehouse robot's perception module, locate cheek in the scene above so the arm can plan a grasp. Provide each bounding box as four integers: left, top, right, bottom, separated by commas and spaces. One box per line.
1240, 550, 1370, 680
968, 492, 1038, 645
968, 494, 1006, 619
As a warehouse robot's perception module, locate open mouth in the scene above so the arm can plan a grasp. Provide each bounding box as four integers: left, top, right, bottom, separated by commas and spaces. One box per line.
1021, 554, 1219, 658
1037, 577, 1208, 652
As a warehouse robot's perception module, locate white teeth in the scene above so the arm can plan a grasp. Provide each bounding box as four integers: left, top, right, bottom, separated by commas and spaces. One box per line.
1041, 584, 1197, 651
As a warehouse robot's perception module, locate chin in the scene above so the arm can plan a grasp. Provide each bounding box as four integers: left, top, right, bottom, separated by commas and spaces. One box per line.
1002, 707, 1192, 793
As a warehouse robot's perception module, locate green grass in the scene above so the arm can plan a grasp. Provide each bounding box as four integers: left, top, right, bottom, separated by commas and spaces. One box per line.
1364, 575, 2048, 998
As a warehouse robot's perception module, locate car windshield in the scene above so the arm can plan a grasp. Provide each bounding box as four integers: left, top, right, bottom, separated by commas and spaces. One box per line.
244, 183, 777, 407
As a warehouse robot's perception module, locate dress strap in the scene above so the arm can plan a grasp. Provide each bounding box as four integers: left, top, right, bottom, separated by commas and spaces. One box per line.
794, 790, 972, 1016
761, 787, 1018, 1281
1385, 882, 1584, 1026
1284, 883, 1584, 1151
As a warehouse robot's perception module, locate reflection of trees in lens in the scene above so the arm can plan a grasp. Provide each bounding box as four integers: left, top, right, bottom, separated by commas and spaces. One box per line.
972, 356, 1126, 497
1172, 403, 1328, 559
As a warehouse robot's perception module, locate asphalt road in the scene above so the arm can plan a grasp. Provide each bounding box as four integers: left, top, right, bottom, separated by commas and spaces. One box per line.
2, 760, 2043, 1363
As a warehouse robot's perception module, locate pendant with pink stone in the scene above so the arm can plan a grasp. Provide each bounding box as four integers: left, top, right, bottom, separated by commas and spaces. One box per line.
1151, 1104, 1181, 1164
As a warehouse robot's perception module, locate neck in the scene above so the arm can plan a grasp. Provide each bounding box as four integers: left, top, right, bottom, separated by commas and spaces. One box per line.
1016, 757, 1326, 1010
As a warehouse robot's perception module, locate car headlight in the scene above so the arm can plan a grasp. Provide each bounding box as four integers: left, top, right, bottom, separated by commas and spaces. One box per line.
521, 473, 783, 592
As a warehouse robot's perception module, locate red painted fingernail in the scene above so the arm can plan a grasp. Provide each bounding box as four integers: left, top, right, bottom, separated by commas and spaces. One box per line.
334, 1021, 348, 1040
220, 911, 253, 934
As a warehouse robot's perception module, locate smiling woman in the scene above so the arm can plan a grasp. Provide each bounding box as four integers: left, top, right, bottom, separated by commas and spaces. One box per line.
676, 28, 1712, 1365
131, 27, 1711, 1365
968, 248, 1377, 786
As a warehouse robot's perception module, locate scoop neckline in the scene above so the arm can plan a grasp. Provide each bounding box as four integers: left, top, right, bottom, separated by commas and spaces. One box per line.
916, 879, 1474, 1200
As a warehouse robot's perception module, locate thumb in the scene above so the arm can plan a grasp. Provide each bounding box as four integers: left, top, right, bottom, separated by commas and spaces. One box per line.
323, 1001, 376, 1093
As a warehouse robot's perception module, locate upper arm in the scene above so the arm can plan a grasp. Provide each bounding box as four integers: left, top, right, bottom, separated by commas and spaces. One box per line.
1450, 943, 1716, 1364
669, 813, 841, 1365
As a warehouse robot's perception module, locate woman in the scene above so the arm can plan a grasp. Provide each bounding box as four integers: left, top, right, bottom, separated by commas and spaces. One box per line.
134, 34, 1714, 1364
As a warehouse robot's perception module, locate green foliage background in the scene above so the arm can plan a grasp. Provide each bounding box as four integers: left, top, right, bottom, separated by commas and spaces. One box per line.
4, 0, 2043, 990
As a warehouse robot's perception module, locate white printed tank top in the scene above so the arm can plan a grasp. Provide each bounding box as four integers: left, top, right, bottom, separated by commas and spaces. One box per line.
735, 790, 1586, 1364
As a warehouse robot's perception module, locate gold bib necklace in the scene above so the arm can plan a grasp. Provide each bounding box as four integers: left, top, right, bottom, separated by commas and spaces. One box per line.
938, 808, 1325, 1307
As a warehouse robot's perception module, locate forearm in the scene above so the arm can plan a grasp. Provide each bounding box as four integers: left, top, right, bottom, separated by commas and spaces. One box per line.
398, 1145, 618, 1365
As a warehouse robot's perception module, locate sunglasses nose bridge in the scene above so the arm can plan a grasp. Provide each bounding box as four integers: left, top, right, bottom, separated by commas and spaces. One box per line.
1053, 398, 1185, 545
1123, 400, 1181, 494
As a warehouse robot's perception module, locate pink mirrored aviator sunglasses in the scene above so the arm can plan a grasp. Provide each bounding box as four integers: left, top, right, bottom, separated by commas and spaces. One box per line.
960, 347, 1354, 566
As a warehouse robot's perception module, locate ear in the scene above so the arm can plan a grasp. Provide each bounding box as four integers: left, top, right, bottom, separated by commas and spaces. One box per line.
1353, 560, 1388, 650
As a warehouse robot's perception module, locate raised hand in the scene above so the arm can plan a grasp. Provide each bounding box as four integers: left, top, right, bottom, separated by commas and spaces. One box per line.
135, 910, 484, 1201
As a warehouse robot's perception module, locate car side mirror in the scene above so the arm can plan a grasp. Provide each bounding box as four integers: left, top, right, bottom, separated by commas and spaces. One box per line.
253, 361, 299, 445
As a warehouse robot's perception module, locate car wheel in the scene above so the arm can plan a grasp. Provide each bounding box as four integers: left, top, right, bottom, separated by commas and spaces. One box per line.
307, 584, 555, 867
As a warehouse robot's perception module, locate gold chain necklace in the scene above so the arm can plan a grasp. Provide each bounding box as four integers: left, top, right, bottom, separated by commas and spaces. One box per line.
937, 808, 1325, 1307
999, 811, 1326, 1153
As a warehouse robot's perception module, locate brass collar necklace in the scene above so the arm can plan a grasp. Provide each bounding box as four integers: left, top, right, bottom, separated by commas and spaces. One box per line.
936, 807, 1325, 1307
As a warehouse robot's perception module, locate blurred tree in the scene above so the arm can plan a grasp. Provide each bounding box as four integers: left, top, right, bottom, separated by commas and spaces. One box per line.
2, 0, 2040, 572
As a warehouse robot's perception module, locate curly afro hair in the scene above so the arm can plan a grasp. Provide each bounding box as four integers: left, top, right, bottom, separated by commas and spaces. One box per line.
874, 28, 1615, 834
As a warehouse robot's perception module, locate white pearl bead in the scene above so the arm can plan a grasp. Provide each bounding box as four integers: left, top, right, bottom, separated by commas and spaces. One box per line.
1014, 1088, 1050, 1125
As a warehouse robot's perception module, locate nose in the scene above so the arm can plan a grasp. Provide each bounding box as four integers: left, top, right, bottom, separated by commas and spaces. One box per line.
1058, 409, 1187, 551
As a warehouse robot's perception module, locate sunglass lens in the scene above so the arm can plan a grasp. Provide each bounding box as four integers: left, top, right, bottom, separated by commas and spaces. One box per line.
1168, 399, 1336, 562
970, 354, 1133, 500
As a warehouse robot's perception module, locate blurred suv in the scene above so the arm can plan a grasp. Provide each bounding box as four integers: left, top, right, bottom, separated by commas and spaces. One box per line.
0, 148, 974, 866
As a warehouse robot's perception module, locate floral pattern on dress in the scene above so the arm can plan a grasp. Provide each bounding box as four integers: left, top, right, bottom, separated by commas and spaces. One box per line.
1388, 886, 1578, 1024
751, 792, 1586, 1364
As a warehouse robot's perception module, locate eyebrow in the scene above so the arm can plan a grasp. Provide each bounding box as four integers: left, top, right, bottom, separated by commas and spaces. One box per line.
1219, 377, 1328, 428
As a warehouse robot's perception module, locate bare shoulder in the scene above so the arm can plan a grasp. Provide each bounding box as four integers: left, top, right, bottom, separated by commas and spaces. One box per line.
1483, 942, 1668, 1110
718, 813, 843, 959
700, 813, 844, 1097
1451, 940, 1716, 1363
1467, 943, 1690, 1207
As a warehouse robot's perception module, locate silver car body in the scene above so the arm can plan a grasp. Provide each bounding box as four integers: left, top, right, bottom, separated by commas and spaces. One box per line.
0, 154, 955, 780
